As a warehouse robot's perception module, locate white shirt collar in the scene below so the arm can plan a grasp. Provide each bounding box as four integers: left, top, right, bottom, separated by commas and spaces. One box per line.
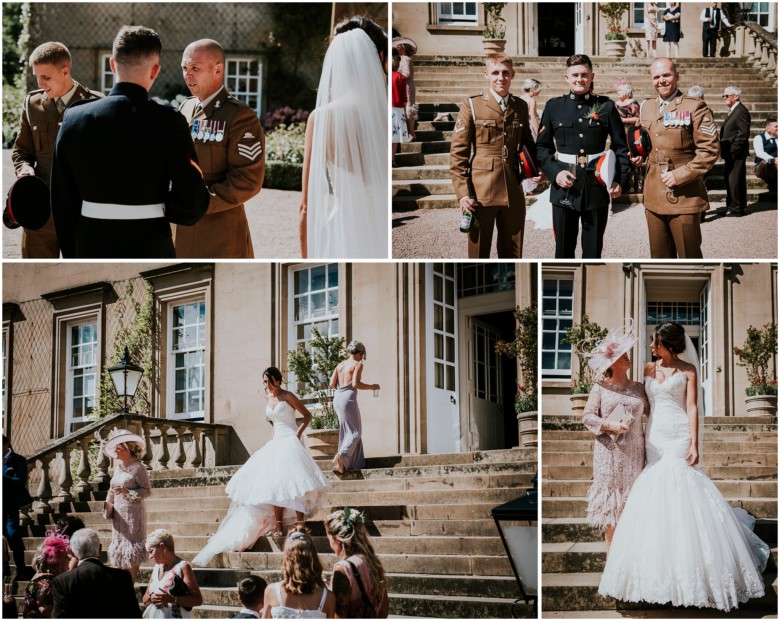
766, 132, 777, 141
198, 85, 225, 108
729, 101, 740, 113
77, 557, 100, 566
59, 81, 79, 107
237, 608, 262, 618
489, 88, 508, 107
658, 93, 677, 107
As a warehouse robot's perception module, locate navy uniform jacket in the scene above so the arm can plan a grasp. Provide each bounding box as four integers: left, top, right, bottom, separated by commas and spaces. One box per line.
3, 450, 33, 513
536, 92, 630, 211
50, 82, 210, 258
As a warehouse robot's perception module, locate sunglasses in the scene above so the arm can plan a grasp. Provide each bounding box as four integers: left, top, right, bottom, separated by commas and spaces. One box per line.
721, 94, 733, 99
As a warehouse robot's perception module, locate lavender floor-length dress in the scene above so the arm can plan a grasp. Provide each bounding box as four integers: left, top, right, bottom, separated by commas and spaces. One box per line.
334, 384, 366, 470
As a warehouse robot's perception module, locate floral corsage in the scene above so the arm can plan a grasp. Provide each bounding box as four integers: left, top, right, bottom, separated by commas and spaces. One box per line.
587, 103, 606, 124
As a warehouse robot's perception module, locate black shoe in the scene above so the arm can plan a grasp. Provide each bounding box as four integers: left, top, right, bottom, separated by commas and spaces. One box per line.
700, 212, 706, 223
727, 209, 746, 217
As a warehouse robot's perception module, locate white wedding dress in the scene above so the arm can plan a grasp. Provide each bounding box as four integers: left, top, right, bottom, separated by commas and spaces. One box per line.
192, 401, 330, 566
599, 370, 770, 611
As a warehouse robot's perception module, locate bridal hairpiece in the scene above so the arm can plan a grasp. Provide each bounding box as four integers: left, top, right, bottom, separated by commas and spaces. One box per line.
584, 319, 638, 375
343, 506, 365, 529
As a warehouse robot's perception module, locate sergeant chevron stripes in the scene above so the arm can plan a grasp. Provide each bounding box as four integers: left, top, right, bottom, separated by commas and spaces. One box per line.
701, 123, 717, 136
237, 141, 262, 161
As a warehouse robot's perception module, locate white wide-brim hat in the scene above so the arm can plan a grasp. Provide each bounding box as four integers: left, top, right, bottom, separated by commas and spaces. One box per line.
585, 321, 637, 375
392, 36, 418, 55
103, 428, 146, 459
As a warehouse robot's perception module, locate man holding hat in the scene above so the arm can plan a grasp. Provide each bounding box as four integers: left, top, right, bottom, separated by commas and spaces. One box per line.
633, 58, 719, 258
11, 41, 103, 258
537, 54, 629, 259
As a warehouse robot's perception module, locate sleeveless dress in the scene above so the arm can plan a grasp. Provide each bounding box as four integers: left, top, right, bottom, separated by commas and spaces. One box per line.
107, 460, 151, 570
271, 583, 328, 619
582, 381, 648, 530
599, 371, 770, 611
334, 383, 366, 471
191, 401, 330, 566
143, 560, 191, 619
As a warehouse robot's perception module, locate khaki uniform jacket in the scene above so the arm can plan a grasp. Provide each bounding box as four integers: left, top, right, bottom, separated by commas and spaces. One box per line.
174, 88, 264, 258
640, 91, 719, 215
449, 91, 532, 208
11, 82, 103, 257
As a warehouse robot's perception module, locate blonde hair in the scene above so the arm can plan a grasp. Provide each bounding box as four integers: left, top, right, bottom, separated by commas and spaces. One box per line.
485, 52, 513, 69
121, 441, 144, 460
325, 509, 386, 589
281, 531, 325, 595
146, 528, 175, 553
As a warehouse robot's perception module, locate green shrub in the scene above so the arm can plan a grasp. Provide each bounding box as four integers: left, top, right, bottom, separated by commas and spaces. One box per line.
2, 82, 24, 147
266, 123, 306, 164
264, 161, 303, 191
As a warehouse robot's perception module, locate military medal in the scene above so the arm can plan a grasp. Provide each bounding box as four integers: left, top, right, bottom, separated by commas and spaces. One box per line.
663, 112, 669, 127
215, 121, 225, 142
191, 120, 200, 140
684, 111, 691, 126
197, 120, 205, 140
203, 120, 211, 141
209, 125, 217, 141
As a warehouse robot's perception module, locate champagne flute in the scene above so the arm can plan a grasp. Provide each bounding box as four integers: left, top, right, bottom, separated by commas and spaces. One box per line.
561, 162, 577, 206
655, 149, 678, 204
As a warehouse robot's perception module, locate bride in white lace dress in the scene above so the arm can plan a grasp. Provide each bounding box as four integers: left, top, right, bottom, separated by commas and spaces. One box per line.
192, 367, 330, 566
599, 322, 770, 611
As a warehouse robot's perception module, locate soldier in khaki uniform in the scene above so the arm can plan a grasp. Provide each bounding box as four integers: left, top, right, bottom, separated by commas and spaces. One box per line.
176, 39, 264, 258
634, 58, 719, 258
450, 53, 540, 258
12, 42, 102, 258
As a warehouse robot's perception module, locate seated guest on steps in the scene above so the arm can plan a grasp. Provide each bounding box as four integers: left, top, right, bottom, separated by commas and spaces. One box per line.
325, 508, 389, 618
101, 428, 151, 584
142, 529, 202, 619
231, 576, 268, 619
753, 117, 778, 193
51, 528, 141, 618
262, 531, 336, 618
23, 530, 71, 618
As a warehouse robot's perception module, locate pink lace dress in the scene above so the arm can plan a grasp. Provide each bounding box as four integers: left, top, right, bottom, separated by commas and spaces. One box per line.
106, 460, 152, 569
582, 381, 648, 530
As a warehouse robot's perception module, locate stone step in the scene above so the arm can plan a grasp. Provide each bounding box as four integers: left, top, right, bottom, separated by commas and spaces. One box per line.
412, 56, 762, 69
399, 140, 452, 154
542, 517, 779, 546
543, 451, 777, 468
542, 429, 778, 442
542, 463, 778, 482
543, 439, 777, 454
392, 164, 451, 180
541, 571, 778, 612
542, 496, 778, 519
542, 416, 777, 432
393, 179, 458, 197
542, 479, 777, 499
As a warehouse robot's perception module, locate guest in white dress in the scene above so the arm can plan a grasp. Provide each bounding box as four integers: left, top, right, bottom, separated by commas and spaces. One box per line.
262, 531, 336, 618
142, 529, 202, 619
192, 368, 330, 566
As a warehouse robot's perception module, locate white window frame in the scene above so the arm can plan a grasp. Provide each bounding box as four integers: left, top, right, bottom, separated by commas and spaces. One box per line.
64, 319, 99, 433
457, 263, 516, 298
542, 276, 575, 379
225, 56, 263, 116
2, 323, 9, 418
633, 2, 667, 27
166, 296, 207, 421
748, 2, 772, 29
100, 53, 114, 95
437, 2, 478, 26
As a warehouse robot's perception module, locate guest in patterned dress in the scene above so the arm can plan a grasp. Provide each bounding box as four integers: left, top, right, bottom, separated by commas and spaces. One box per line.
614, 80, 645, 194
22, 532, 71, 617
582, 322, 649, 555
325, 508, 389, 618
644, 2, 659, 58
102, 428, 152, 583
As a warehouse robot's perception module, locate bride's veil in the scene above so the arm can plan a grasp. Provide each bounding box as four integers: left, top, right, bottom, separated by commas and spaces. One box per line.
307, 28, 388, 258
678, 333, 705, 457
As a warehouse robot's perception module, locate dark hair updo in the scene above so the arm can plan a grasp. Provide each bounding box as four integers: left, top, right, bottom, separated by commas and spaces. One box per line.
263, 367, 283, 385
653, 322, 686, 354
333, 15, 388, 60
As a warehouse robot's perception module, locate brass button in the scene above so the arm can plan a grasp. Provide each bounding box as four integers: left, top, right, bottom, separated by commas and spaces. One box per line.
578, 105, 582, 109
579, 118, 583, 123
579, 134, 583, 138
580, 149, 585, 153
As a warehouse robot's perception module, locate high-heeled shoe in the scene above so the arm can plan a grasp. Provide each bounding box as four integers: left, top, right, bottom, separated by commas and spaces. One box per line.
265, 520, 284, 537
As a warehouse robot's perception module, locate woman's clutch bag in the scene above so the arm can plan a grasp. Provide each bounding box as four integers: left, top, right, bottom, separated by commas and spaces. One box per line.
605, 403, 633, 443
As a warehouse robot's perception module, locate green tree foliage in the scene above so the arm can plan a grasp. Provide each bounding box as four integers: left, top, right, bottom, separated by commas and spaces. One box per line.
563, 315, 608, 394
734, 323, 778, 396
495, 305, 537, 413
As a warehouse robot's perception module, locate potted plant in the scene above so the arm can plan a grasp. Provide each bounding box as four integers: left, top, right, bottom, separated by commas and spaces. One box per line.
287, 328, 348, 458
733, 323, 778, 417
599, 2, 630, 58
562, 315, 608, 415
495, 305, 537, 447
482, 2, 508, 55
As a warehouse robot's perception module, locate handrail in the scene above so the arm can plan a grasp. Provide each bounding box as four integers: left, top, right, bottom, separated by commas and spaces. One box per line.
22, 414, 232, 522
718, 21, 777, 82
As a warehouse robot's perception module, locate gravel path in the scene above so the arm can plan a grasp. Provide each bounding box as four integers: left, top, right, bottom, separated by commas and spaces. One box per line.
2, 149, 302, 259
393, 198, 778, 259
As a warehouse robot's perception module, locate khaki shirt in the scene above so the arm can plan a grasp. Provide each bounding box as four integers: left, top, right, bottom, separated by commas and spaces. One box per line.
640, 91, 719, 215
449, 92, 532, 208
174, 88, 265, 258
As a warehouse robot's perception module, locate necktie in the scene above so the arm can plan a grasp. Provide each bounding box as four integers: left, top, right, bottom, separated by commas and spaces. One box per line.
499, 98, 507, 113
194, 103, 203, 116
55, 98, 65, 114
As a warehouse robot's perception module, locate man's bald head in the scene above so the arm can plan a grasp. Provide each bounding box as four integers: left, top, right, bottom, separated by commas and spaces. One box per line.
649, 57, 679, 100
181, 39, 225, 100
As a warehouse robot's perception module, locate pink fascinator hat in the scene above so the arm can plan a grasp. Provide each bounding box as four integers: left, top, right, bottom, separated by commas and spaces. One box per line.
584, 320, 637, 375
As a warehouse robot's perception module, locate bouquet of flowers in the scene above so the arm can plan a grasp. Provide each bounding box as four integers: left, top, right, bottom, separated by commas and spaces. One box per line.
127, 490, 141, 503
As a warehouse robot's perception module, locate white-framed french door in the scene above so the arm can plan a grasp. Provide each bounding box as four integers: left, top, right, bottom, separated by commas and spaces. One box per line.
575, 2, 585, 53
425, 264, 460, 454
699, 281, 712, 417
468, 317, 504, 450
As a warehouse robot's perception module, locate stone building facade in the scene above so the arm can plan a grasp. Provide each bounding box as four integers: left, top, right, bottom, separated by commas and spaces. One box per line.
542, 262, 778, 418
392, 2, 776, 58
3, 262, 533, 463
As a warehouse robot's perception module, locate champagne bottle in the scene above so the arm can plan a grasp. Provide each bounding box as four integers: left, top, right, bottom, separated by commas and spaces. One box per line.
459, 196, 476, 232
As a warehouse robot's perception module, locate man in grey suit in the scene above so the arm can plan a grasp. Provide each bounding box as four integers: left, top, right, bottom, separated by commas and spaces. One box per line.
719, 86, 752, 216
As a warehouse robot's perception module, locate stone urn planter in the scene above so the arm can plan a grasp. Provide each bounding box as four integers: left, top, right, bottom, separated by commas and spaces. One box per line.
744, 394, 778, 417
517, 411, 538, 448
482, 38, 507, 55
306, 428, 339, 459
604, 38, 628, 58
570, 393, 589, 416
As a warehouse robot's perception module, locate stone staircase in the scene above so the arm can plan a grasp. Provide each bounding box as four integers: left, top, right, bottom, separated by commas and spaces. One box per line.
541, 414, 778, 617
13, 449, 536, 619
394, 56, 777, 213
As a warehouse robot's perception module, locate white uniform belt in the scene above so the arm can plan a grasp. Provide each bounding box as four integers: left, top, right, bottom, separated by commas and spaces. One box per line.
557, 150, 607, 165
81, 201, 165, 220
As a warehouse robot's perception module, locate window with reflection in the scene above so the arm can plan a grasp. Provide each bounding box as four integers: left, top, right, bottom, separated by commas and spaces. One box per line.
646, 301, 700, 326
169, 299, 206, 420
67, 321, 98, 431
225, 57, 263, 116
542, 278, 574, 378
291, 264, 339, 350
432, 263, 457, 391
437, 2, 478, 25
458, 263, 516, 298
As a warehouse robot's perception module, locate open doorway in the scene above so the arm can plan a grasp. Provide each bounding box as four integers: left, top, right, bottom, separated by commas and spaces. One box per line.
538, 2, 576, 56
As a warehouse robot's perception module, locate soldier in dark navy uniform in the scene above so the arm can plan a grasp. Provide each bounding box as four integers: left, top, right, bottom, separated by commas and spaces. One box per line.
537, 54, 630, 259
50, 26, 209, 258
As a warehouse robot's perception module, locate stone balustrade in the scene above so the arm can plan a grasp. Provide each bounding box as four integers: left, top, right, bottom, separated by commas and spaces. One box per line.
23, 413, 231, 520
719, 21, 777, 84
